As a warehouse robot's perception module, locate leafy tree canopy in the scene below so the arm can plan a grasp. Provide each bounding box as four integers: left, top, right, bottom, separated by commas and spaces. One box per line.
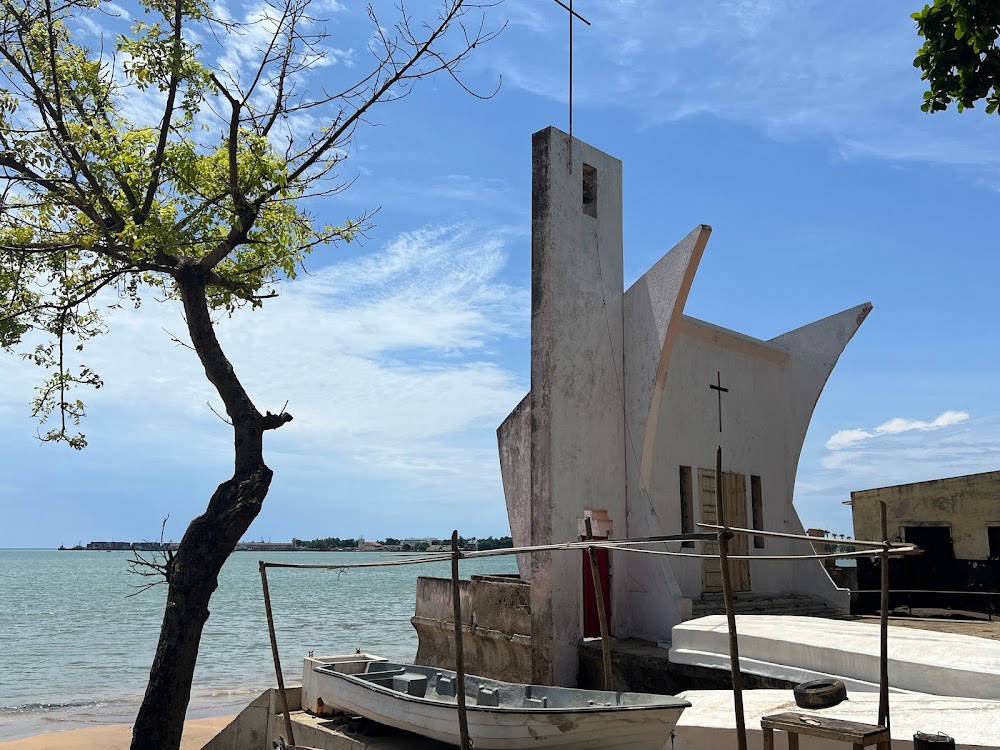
913, 0, 1000, 113
0, 0, 497, 447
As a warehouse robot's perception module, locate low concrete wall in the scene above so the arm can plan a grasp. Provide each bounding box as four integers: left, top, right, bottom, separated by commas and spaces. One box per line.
578, 639, 795, 695
412, 575, 531, 683
202, 687, 301, 750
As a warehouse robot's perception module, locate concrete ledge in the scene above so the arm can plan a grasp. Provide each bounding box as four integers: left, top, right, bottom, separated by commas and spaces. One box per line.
202, 687, 300, 750
669, 615, 1000, 699
673, 689, 1000, 750
411, 615, 531, 683
412, 574, 531, 683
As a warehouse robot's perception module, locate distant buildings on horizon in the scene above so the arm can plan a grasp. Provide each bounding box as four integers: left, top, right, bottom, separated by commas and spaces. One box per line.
59, 535, 511, 552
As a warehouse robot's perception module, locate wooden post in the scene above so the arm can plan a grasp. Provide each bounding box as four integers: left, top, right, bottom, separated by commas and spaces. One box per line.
716, 446, 748, 750
878, 501, 891, 731
259, 561, 295, 747
584, 516, 614, 691
451, 531, 471, 750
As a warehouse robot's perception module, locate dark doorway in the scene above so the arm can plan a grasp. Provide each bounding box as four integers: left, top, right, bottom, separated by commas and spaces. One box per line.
904, 526, 953, 561
902, 526, 953, 607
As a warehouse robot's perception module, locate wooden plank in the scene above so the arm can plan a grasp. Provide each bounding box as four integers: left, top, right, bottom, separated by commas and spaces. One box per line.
700, 469, 723, 592
724, 472, 750, 591
761, 712, 890, 743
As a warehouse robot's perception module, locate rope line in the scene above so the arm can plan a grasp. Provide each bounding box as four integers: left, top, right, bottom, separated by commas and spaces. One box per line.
259, 541, 918, 571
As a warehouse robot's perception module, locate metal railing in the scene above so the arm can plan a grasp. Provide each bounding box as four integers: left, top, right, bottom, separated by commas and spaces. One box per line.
850, 589, 999, 621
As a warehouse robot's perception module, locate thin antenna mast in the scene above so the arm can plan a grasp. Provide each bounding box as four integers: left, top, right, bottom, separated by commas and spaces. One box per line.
548, 0, 591, 170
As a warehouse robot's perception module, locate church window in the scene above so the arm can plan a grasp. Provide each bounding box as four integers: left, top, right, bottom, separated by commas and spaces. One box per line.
679, 465, 694, 547
751, 475, 764, 548
582, 163, 597, 218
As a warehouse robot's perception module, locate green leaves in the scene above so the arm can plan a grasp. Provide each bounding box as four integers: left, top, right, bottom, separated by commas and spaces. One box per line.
913, 0, 1000, 116
0, 0, 354, 445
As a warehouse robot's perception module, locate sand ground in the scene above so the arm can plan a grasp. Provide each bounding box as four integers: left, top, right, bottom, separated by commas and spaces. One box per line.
0, 715, 235, 750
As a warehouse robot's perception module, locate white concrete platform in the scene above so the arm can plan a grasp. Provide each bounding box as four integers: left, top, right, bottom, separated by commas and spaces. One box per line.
672, 689, 1000, 749
669, 615, 1000, 699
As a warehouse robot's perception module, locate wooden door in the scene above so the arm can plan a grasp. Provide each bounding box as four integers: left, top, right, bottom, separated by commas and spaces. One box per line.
582, 545, 612, 637
700, 469, 751, 593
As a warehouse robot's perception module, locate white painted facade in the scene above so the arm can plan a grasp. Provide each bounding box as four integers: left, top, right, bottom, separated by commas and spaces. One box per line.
497, 127, 871, 686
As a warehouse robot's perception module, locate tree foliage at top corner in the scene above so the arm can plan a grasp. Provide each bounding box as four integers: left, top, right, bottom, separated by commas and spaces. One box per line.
0, 0, 496, 449
913, 0, 1000, 114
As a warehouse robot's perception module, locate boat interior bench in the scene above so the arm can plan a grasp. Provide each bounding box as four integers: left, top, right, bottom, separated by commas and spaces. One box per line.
357, 667, 408, 681
761, 712, 890, 750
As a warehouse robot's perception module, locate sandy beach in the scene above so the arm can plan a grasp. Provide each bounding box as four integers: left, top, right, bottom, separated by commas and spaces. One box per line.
0, 715, 235, 750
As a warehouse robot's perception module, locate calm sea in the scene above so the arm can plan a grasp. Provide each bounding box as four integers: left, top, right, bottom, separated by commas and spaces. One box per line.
0, 548, 517, 741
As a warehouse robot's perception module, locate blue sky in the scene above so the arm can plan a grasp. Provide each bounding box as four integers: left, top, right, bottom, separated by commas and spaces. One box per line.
2, 0, 999, 548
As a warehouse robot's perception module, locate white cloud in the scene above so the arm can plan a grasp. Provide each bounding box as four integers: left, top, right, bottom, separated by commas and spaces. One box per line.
825, 428, 872, 451
0, 224, 528, 491
825, 410, 969, 451
875, 410, 969, 435
492, 0, 1000, 171
794, 412, 997, 534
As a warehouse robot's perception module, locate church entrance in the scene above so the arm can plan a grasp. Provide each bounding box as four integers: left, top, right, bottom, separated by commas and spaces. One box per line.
699, 469, 751, 593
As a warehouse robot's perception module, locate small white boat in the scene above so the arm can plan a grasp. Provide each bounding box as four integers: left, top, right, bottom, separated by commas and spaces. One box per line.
302, 655, 690, 749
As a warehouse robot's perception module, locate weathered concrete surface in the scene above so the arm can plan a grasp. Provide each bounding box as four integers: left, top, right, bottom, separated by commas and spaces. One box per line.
411, 575, 531, 683
620, 226, 709, 641
203, 687, 300, 750
673, 689, 1000, 750
497, 394, 531, 580
578, 638, 797, 696
203, 690, 451, 750
529, 127, 626, 687
852, 469, 1000, 560
670, 614, 1000, 699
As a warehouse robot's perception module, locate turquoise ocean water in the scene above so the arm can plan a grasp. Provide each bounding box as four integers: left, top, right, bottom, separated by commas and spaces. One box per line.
0, 549, 516, 741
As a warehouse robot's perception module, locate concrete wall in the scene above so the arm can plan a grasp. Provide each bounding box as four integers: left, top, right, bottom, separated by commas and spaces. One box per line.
620, 225, 709, 640
529, 127, 626, 686
497, 394, 532, 579
203, 687, 301, 750
639, 303, 872, 633
411, 575, 531, 683
852, 470, 1000, 559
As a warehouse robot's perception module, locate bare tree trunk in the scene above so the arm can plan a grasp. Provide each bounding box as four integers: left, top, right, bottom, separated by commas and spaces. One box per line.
130, 262, 289, 750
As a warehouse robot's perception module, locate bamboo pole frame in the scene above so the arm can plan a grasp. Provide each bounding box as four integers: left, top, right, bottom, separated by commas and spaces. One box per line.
450, 531, 471, 750
715, 447, 747, 750
878, 501, 891, 732
257, 518, 917, 746
259, 561, 296, 747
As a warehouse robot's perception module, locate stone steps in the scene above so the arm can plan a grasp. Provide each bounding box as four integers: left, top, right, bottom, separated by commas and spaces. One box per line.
691, 593, 841, 619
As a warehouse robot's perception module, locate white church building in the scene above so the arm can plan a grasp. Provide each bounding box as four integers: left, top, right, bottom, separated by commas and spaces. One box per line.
497, 127, 872, 687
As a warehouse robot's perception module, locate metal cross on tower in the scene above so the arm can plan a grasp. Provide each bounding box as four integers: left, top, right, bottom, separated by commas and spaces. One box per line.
710, 371, 729, 433
548, 0, 591, 147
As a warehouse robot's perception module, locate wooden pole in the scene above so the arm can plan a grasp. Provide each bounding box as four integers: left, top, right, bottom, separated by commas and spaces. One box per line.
878, 501, 891, 731
716, 446, 747, 750
584, 516, 614, 691
451, 531, 471, 750
259, 561, 295, 747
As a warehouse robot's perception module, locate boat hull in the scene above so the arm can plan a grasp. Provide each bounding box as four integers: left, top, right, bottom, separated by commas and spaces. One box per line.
306, 659, 688, 750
